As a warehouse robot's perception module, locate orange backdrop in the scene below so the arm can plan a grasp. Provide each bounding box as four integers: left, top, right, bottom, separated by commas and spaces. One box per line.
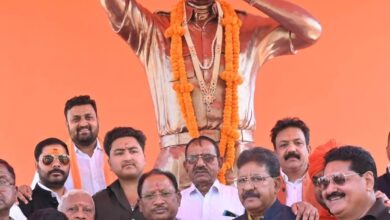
1, 1, 389, 185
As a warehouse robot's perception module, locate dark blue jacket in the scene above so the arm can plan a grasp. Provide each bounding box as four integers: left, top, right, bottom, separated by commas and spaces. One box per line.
233, 199, 295, 220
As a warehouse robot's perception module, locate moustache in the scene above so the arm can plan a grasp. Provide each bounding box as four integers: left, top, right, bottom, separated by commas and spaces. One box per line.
48, 169, 65, 176
193, 167, 209, 174
325, 191, 346, 201
151, 205, 168, 213
242, 190, 260, 201
121, 161, 136, 168
284, 151, 301, 160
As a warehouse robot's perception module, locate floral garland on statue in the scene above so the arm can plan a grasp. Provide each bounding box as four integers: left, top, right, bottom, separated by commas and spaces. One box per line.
165, 0, 242, 184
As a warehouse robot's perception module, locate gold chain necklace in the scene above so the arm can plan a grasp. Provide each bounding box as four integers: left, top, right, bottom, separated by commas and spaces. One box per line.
182, 1, 224, 110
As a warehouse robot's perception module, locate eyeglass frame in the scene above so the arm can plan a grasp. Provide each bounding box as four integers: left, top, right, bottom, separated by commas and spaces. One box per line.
141, 190, 179, 202
0, 178, 15, 189
235, 175, 273, 186
41, 154, 70, 166
185, 154, 218, 165
317, 172, 359, 190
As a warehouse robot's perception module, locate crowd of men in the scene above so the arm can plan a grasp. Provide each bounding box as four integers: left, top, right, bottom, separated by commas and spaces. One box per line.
1, 95, 390, 220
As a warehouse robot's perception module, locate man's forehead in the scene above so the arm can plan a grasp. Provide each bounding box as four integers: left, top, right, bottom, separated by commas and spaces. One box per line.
0, 165, 12, 180
42, 145, 67, 155
66, 194, 93, 205
67, 104, 96, 116
324, 160, 351, 175
188, 140, 216, 153
142, 175, 174, 192
238, 162, 268, 175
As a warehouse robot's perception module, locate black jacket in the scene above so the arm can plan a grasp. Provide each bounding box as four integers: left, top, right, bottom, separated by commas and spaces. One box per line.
376, 168, 390, 198
18, 183, 59, 217
233, 199, 295, 220
93, 179, 145, 220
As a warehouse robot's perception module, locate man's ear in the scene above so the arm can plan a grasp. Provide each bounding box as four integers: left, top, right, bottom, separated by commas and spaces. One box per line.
307, 144, 312, 154
363, 171, 375, 191
274, 176, 283, 194
176, 191, 182, 205
218, 157, 223, 169
183, 160, 189, 174
138, 198, 144, 213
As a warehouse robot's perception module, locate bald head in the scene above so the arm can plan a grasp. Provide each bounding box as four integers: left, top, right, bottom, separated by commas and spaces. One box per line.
58, 190, 95, 220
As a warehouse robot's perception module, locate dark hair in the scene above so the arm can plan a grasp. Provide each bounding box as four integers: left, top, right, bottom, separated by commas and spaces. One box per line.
34, 138, 69, 162
324, 145, 377, 182
270, 117, 310, 148
64, 95, 97, 118
185, 136, 220, 158
103, 127, 146, 156
137, 169, 179, 197
0, 159, 16, 184
27, 208, 68, 220
237, 147, 280, 177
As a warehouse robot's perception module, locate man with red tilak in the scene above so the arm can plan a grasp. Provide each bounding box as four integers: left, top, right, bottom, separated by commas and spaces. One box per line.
99, 0, 321, 188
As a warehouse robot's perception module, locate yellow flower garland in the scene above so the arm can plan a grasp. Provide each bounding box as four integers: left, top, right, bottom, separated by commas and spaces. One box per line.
165, 0, 242, 183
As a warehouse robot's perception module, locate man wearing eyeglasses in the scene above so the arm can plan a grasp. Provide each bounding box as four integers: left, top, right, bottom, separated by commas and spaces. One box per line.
0, 159, 17, 220
18, 138, 70, 218
320, 145, 390, 220
93, 127, 146, 220
234, 147, 295, 220
177, 136, 244, 219
138, 169, 181, 220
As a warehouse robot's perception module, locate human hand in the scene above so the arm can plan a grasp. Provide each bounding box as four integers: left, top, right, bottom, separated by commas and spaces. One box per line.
17, 185, 32, 204
291, 201, 319, 220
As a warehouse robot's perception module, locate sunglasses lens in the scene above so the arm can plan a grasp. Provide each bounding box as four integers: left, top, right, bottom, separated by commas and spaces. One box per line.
42, 155, 54, 165
319, 177, 330, 190
333, 174, 346, 185
58, 155, 70, 165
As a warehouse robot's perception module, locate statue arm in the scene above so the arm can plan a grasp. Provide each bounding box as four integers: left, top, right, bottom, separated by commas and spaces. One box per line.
244, 0, 322, 55
99, 0, 157, 54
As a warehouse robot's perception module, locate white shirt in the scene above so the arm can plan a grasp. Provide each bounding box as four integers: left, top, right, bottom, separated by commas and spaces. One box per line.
176, 180, 244, 220
281, 170, 305, 207
9, 205, 26, 220
32, 141, 107, 195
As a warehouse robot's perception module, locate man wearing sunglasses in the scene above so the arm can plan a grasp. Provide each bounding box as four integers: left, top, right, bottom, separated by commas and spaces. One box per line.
177, 136, 244, 219
320, 145, 390, 220
18, 138, 70, 218
234, 147, 296, 220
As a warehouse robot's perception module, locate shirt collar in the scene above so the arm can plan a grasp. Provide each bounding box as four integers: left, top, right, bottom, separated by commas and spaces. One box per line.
37, 181, 66, 200
73, 139, 102, 154
189, 179, 221, 195
281, 170, 306, 184
184, 1, 218, 24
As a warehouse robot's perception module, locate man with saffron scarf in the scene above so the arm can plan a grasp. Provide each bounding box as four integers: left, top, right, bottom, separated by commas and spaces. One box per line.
18, 95, 116, 203
99, 0, 322, 187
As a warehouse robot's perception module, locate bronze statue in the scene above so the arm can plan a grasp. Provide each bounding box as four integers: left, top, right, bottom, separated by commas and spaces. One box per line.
99, 0, 321, 188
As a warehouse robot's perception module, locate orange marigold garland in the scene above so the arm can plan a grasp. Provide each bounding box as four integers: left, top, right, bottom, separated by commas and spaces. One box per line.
165, 0, 242, 183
